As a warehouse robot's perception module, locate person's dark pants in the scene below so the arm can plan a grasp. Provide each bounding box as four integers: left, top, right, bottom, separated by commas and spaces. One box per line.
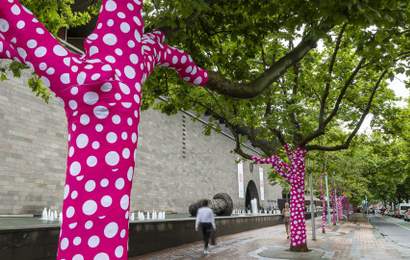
200, 223, 213, 249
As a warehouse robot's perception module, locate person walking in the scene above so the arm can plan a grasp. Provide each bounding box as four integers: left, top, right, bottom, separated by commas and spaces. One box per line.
195, 200, 216, 255
282, 202, 290, 239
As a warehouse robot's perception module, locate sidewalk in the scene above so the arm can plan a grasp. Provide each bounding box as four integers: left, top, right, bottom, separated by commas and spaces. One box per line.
131, 215, 410, 259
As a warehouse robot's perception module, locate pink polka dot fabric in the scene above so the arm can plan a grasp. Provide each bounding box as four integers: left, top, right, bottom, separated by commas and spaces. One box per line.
320, 177, 327, 233
252, 144, 308, 250
0, 1, 208, 259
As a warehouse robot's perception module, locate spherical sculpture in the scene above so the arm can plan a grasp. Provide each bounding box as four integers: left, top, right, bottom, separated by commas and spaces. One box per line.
189, 193, 234, 217
0, 1, 208, 259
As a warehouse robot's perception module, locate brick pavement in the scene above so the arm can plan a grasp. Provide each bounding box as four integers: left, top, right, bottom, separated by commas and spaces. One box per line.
131, 215, 410, 260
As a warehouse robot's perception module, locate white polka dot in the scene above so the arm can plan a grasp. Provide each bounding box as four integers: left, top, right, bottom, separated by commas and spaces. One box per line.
134, 94, 140, 104
127, 167, 134, 181
87, 156, 97, 167
124, 66, 136, 79
127, 118, 133, 126
117, 12, 126, 19
172, 56, 179, 64
27, 39, 37, 49
73, 254, 84, 260
121, 132, 128, 140
89, 46, 99, 56
76, 134, 89, 149
85, 220, 93, 229
105, 151, 120, 166
127, 3, 134, 11
94, 253, 109, 260
119, 82, 130, 95
133, 16, 142, 26
103, 33, 117, 46
106, 132, 118, 144
60, 238, 69, 250
194, 76, 203, 85
92, 141, 100, 149
11, 4, 21, 15
0, 19, 10, 33
115, 245, 124, 257
120, 22, 131, 33
53, 45, 68, 56
105, 0, 117, 11
36, 27, 45, 34
73, 237, 81, 246
115, 178, 125, 190
80, 114, 90, 125
17, 20, 25, 29
130, 53, 138, 64
71, 190, 78, 199
60, 73, 70, 84
68, 100, 78, 110
66, 206, 75, 218
181, 56, 187, 64
131, 133, 137, 143
17, 47, 27, 60
77, 72, 86, 85
101, 195, 112, 207
83, 92, 99, 105
104, 222, 118, 238
120, 194, 129, 210
134, 30, 141, 42
69, 161, 81, 176
101, 82, 112, 92
112, 115, 121, 124
115, 48, 123, 56
46, 67, 55, 75
88, 235, 100, 248
128, 40, 135, 48
135, 83, 141, 92
34, 46, 47, 57
85, 180, 96, 192
94, 106, 109, 119
122, 148, 130, 159
91, 73, 101, 81
100, 178, 109, 188
82, 200, 97, 215
120, 229, 126, 238
105, 55, 116, 63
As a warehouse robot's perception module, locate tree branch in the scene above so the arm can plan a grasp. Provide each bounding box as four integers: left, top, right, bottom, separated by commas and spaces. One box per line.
300, 57, 366, 146
204, 22, 335, 98
319, 23, 347, 127
306, 69, 388, 151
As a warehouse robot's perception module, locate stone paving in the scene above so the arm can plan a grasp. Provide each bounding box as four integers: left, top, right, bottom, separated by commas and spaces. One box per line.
131, 215, 410, 260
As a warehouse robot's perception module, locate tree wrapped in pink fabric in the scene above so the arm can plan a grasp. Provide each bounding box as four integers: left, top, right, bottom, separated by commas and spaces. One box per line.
320, 176, 327, 233
0, 1, 207, 259
252, 144, 308, 252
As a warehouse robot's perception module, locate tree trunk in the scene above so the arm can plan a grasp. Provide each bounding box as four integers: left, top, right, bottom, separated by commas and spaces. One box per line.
57, 101, 139, 259
288, 147, 309, 252
320, 177, 326, 233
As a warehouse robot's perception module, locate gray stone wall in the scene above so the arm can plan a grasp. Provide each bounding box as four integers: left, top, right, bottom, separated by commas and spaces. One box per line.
0, 75, 282, 215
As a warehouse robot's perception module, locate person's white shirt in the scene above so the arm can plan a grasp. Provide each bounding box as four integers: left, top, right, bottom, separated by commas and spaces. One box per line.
195, 207, 216, 230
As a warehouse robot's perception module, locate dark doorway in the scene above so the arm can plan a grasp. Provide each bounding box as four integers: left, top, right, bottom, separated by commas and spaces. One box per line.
245, 180, 260, 210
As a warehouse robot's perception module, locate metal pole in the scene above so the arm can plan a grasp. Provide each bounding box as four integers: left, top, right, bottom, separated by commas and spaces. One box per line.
325, 174, 331, 225
309, 160, 316, 240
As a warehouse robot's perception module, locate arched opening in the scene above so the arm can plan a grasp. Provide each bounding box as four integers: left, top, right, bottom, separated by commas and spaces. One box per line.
245, 180, 260, 210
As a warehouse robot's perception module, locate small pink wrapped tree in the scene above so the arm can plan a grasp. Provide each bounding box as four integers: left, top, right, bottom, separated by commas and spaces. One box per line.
0, 1, 207, 259
252, 144, 309, 252
320, 176, 327, 233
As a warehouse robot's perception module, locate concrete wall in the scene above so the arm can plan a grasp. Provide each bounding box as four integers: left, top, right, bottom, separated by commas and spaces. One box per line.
0, 74, 282, 215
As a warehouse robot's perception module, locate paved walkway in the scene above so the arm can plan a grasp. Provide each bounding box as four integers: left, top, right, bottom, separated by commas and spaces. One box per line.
132, 215, 410, 260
